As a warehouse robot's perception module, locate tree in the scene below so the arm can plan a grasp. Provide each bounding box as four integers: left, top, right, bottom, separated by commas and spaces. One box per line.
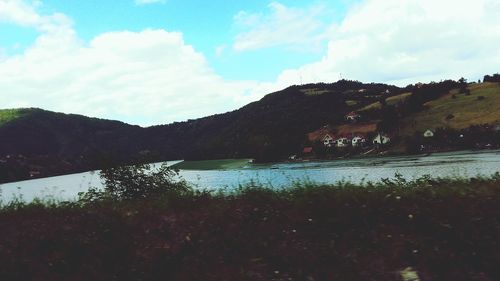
80, 162, 190, 202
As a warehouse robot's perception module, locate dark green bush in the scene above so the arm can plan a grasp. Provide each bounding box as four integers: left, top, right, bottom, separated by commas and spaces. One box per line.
79, 162, 190, 202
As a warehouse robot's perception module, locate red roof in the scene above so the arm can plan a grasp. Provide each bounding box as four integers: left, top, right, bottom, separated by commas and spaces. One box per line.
307, 128, 334, 142
303, 147, 313, 153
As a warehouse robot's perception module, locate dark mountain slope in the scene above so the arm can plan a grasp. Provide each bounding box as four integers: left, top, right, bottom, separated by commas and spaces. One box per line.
0, 109, 146, 181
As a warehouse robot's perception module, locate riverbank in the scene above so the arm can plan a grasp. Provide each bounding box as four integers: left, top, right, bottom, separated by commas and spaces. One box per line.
1, 175, 499, 281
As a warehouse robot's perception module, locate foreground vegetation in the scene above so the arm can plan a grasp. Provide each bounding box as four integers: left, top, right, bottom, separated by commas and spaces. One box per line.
1, 165, 499, 280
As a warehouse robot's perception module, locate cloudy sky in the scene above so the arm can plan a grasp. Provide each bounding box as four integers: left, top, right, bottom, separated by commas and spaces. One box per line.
1, 0, 499, 126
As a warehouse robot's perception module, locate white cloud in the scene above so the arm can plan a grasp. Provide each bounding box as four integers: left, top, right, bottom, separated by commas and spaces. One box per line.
134, 0, 165, 6
233, 2, 332, 52
2, 0, 500, 127
0, 0, 263, 126
215, 45, 226, 57
0, 0, 40, 26
269, 0, 500, 86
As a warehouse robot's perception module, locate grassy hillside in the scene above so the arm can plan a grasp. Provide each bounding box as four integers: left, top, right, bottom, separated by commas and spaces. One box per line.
358, 92, 412, 112
399, 82, 500, 136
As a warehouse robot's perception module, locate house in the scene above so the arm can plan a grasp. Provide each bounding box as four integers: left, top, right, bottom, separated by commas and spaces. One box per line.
423, 129, 435, 138
335, 137, 351, 148
345, 111, 361, 122
322, 134, 335, 147
351, 135, 367, 147
373, 133, 391, 145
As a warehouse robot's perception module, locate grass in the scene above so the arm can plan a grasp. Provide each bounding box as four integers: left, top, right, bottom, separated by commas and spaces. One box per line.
0, 108, 33, 126
359, 101, 383, 111
358, 92, 412, 112
171, 158, 252, 170
346, 100, 358, 106
1, 174, 500, 280
386, 92, 412, 106
399, 82, 500, 136
300, 88, 330, 96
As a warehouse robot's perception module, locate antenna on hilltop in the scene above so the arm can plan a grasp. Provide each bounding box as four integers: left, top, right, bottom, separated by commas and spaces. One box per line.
339, 73, 343, 80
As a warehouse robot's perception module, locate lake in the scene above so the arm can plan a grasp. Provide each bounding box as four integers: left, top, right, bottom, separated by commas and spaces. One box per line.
1, 150, 499, 203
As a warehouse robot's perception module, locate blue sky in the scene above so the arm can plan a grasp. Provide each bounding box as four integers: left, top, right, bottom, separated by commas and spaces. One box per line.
3, 0, 351, 80
0, 0, 499, 126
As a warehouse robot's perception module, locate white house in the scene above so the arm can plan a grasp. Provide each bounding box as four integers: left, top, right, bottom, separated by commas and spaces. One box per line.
373, 133, 391, 145
323, 134, 335, 147
336, 137, 351, 148
351, 136, 366, 147
423, 129, 434, 138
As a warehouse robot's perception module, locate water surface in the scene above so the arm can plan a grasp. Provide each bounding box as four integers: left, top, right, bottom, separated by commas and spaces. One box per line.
1, 150, 499, 202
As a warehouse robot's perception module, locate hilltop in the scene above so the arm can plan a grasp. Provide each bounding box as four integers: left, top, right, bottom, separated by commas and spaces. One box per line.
0, 75, 499, 182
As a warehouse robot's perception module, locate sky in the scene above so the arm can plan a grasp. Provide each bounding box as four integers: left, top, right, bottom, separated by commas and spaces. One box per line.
0, 0, 499, 126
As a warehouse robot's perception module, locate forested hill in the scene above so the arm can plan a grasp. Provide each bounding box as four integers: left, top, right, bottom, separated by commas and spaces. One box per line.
146, 80, 403, 161
1, 75, 499, 183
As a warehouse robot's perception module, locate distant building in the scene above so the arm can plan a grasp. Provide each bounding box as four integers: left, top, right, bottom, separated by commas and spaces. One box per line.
373, 133, 391, 145
345, 111, 361, 122
423, 129, 435, 138
351, 135, 367, 147
335, 137, 351, 148
323, 134, 335, 147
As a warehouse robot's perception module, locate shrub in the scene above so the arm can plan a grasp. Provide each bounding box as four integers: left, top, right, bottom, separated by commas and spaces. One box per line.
80, 162, 190, 202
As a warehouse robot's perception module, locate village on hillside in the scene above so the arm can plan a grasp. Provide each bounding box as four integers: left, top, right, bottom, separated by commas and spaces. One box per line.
297, 81, 500, 161
297, 111, 394, 160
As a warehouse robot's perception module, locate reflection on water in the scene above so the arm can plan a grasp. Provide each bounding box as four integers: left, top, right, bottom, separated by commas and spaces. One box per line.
1, 150, 499, 202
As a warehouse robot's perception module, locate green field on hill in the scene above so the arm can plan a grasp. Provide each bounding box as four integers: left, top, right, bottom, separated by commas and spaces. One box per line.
358, 92, 412, 112
399, 82, 500, 136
